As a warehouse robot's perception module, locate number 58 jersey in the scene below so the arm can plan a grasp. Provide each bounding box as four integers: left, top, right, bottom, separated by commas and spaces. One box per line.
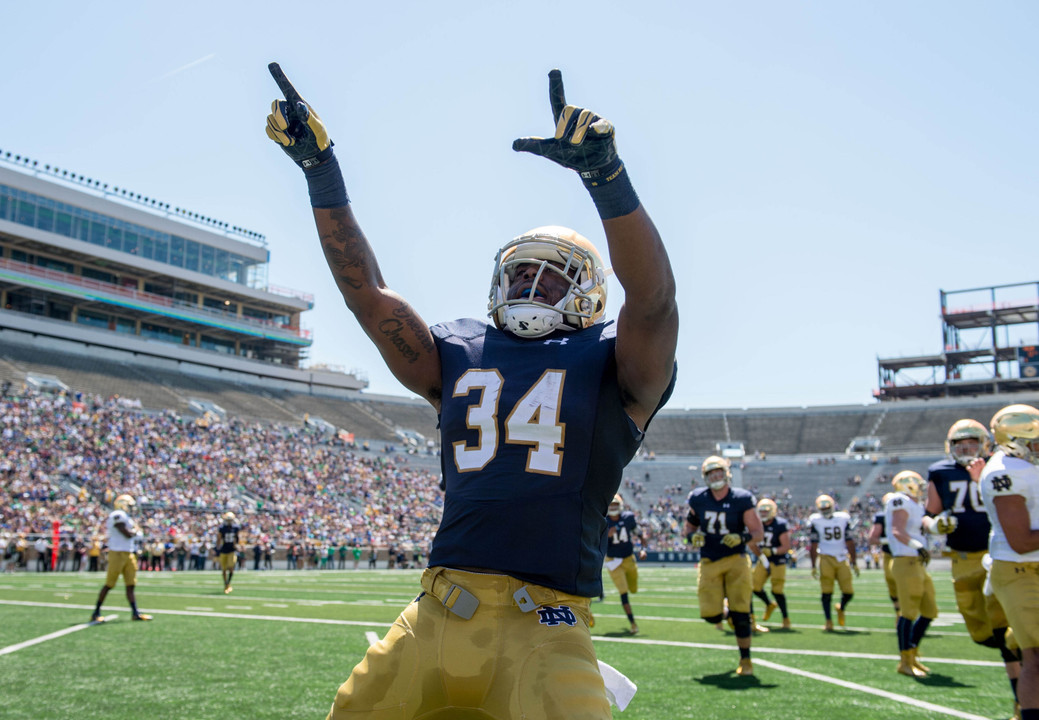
808, 511, 852, 560
428, 318, 675, 597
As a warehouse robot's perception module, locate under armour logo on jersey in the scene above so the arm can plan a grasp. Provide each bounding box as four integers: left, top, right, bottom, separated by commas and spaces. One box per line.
536, 605, 578, 626
543, 338, 569, 345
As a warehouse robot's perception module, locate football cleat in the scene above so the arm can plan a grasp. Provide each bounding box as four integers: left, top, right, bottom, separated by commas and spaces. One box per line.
736, 658, 754, 676
814, 494, 835, 518
753, 622, 769, 635
628, 623, 639, 636
945, 418, 991, 465
781, 618, 792, 630
824, 619, 834, 632
836, 605, 846, 627
702, 456, 732, 491
763, 602, 778, 622
991, 404, 1039, 465
909, 648, 930, 674
224, 585, 233, 595
757, 498, 778, 523
132, 613, 152, 621
892, 471, 925, 502
897, 651, 926, 678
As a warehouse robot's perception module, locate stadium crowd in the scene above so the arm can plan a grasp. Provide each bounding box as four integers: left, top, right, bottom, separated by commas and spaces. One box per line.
1, 387, 442, 569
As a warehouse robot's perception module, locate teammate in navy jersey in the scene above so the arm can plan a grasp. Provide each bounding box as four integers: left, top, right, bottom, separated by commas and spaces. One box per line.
750, 498, 792, 630
215, 512, 241, 595
927, 419, 1021, 713
605, 493, 648, 635
267, 64, 677, 720
684, 456, 764, 676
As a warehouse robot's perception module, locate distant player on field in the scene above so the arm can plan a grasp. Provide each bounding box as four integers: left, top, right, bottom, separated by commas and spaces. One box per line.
216, 512, 240, 594
90, 494, 151, 622
604, 493, 648, 635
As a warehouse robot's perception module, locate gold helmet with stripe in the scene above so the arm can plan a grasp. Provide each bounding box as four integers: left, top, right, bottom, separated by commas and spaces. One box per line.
701, 455, 732, 491
488, 226, 607, 338
814, 494, 835, 518
892, 470, 925, 502
113, 494, 136, 512
991, 404, 1039, 466
945, 419, 991, 466
757, 498, 778, 523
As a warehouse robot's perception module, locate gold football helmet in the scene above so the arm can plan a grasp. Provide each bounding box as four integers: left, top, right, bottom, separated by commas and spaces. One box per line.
608, 494, 623, 518
991, 404, 1039, 465
815, 494, 835, 518
757, 498, 778, 523
113, 494, 136, 512
222, 512, 236, 524
701, 455, 732, 491
892, 470, 924, 501
488, 226, 608, 338
945, 419, 991, 466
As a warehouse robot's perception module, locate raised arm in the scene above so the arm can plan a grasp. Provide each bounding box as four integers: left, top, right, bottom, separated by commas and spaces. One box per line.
265, 63, 442, 408
513, 70, 677, 430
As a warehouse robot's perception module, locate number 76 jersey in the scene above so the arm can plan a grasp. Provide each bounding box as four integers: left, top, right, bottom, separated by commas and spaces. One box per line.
428, 318, 674, 597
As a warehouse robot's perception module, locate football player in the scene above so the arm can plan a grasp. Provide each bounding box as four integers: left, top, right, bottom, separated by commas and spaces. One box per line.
684, 456, 764, 676
604, 494, 648, 635
808, 494, 857, 631
886, 471, 938, 677
867, 493, 900, 616
927, 419, 1021, 710
980, 404, 1039, 720
216, 512, 240, 594
266, 64, 677, 720
90, 494, 152, 622
751, 497, 792, 630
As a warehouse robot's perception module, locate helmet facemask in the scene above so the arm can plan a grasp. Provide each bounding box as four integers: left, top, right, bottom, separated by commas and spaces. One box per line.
945, 419, 990, 466
489, 228, 607, 339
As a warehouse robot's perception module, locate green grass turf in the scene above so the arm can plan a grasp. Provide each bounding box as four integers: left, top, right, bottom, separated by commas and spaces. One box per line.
0, 564, 1018, 720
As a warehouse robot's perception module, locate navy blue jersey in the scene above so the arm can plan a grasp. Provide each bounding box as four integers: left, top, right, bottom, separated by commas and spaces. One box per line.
872, 511, 891, 554
428, 319, 674, 597
760, 516, 789, 565
687, 486, 756, 561
606, 511, 640, 559
216, 524, 240, 554
927, 458, 990, 552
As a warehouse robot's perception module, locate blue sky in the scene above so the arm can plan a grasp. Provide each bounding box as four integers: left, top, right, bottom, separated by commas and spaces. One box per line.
3, 2, 1037, 409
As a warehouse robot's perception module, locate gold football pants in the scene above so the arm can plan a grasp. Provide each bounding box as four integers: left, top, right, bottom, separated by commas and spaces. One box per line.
327, 567, 610, 720
698, 553, 752, 617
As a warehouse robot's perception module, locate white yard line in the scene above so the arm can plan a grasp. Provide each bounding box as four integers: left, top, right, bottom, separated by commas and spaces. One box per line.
753, 658, 991, 720
0, 616, 116, 656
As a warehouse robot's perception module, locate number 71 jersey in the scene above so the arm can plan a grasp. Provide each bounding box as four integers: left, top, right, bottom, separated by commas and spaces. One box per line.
428, 318, 669, 597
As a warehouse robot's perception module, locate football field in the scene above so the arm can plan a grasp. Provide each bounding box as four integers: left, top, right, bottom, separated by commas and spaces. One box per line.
0, 563, 1015, 720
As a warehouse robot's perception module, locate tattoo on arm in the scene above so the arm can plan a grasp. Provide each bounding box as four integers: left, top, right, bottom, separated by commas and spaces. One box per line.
319, 209, 378, 290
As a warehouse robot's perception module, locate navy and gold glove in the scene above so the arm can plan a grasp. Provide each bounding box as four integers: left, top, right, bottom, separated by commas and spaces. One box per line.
266, 62, 347, 209
266, 63, 333, 169
721, 533, 742, 548
513, 70, 639, 220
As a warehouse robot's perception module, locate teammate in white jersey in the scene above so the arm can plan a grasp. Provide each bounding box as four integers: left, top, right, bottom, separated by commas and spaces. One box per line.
90, 494, 152, 623
981, 405, 1039, 720
885, 471, 937, 677
807, 494, 857, 631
